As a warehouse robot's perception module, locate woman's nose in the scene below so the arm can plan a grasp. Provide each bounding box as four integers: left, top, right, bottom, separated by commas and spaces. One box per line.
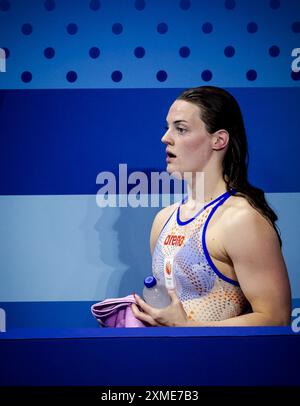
161, 129, 174, 145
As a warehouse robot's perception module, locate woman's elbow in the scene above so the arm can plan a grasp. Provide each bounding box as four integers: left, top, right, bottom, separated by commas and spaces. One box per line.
268, 309, 291, 326
277, 314, 291, 326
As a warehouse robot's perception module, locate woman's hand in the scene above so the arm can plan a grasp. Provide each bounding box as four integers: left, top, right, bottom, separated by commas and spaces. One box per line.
131, 290, 188, 327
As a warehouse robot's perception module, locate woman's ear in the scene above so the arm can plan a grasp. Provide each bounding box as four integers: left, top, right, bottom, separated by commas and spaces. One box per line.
211, 129, 229, 151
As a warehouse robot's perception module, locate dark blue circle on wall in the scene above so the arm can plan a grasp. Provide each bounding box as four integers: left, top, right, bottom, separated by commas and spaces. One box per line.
201, 70, 213, 81
44, 0, 55, 11
89, 47, 100, 58
67, 23, 78, 35
156, 70, 167, 82
179, 46, 190, 57
0, 0, 10, 11
66, 71, 77, 83
291, 71, 300, 81
112, 23, 123, 34
224, 46, 235, 57
269, 45, 280, 57
224, 0, 236, 10
134, 0, 145, 10
89, 0, 101, 10
292, 22, 300, 33
270, 0, 280, 10
111, 70, 123, 82
44, 47, 55, 59
246, 69, 257, 81
247, 22, 258, 33
157, 22, 168, 34
22, 23, 33, 35
134, 46, 145, 58
202, 22, 213, 34
179, 0, 191, 10
21, 71, 32, 83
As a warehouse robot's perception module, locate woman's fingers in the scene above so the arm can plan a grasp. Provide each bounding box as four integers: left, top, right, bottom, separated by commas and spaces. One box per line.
131, 303, 157, 326
134, 294, 157, 317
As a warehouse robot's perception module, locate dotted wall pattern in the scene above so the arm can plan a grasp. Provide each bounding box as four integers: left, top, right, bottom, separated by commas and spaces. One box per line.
0, 0, 299, 88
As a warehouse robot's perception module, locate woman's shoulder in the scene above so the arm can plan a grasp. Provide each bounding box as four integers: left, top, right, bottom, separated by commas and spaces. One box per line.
225, 193, 253, 213
154, 202, 179, 223
222, 193, 276, 237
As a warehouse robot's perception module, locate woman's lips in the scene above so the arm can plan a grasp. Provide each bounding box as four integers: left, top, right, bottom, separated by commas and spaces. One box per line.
166, 155, 177, 163
166, 151, 176, 162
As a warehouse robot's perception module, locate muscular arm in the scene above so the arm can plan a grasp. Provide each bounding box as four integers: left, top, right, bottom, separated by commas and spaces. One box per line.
187, 207, 291, 326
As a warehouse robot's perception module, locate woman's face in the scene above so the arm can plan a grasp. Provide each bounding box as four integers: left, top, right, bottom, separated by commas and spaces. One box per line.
162, 99, 213, 176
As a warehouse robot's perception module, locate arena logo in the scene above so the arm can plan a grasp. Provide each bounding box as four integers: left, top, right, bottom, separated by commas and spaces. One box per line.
96, 164, 204, 208
291, 47, 300, 73
291, 307, 300, 333
0, 48, 6, 73
0, 308, 6, 332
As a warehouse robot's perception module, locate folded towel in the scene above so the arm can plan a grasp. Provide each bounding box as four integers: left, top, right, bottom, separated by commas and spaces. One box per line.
91, 294, 147, 327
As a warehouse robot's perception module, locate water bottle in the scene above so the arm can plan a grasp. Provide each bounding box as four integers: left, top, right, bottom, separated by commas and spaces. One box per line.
143, 276, 171, 308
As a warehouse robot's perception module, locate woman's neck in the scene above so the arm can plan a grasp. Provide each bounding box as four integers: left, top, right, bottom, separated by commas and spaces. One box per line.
185, 169, 227, 209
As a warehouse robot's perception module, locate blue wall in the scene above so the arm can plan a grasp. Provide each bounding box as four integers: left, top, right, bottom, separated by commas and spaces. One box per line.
0, 0, 299, 329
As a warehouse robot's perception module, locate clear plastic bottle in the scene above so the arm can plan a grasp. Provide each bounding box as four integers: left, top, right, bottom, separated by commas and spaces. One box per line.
143, 276, 171, 308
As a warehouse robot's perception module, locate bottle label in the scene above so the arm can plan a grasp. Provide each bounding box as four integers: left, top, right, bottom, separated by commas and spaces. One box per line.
164, 257, 175, 289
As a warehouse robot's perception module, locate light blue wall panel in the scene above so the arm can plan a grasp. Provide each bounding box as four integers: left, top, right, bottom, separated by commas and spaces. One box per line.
0, 193, 299, 302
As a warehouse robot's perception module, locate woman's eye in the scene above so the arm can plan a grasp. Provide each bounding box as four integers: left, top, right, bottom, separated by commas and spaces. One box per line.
177, 127, 186, 134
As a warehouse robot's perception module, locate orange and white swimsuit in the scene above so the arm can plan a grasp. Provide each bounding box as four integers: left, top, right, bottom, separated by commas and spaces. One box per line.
152, 190, 249, 322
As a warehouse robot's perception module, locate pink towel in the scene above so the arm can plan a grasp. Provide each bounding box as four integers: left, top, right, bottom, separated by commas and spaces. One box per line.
91, 294, 147, 328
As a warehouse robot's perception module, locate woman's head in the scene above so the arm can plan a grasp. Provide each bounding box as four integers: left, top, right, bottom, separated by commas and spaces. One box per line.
171, 85, 282, 245
162, 92, 232, 178
162, 98, 228, 175
176, 86, 248, 190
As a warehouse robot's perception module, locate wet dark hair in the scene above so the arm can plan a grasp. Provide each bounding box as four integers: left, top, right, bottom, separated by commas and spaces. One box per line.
177, 85, 282, 246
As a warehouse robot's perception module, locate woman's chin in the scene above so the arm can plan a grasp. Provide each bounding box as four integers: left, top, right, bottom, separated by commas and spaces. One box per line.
166, 165, 184, 179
